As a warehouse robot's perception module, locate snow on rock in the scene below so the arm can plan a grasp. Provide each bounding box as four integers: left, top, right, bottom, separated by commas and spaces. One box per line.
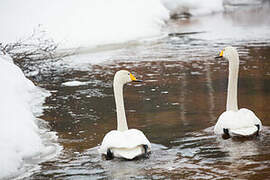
62, 80, 89, 87
0, 53, 13, 63
0, 55, 59, 179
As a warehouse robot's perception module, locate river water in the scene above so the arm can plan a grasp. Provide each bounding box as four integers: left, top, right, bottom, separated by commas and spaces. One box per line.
20, 3, 270, 180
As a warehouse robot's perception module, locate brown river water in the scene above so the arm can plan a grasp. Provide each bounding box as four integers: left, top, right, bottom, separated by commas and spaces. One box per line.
21, 3, 270, 180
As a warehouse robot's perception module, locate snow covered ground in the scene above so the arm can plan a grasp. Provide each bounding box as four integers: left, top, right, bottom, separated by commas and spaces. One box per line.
0, 0, 223, 49
0, 55, 60, 179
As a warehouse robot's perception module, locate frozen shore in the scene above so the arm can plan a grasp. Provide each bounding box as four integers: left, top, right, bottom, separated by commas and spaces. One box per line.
0, 55, 60, 179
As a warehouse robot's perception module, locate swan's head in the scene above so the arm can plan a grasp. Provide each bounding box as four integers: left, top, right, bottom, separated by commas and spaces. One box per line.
216, 46, 239, 63
114, 70, 141, 85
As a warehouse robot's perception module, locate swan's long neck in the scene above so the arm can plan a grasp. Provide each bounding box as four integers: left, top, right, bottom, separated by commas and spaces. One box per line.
113, 79, 128, 131
226, 55, 239, 111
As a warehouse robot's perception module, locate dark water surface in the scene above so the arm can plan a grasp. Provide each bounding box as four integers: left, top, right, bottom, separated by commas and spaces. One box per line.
26, 5, 270, 180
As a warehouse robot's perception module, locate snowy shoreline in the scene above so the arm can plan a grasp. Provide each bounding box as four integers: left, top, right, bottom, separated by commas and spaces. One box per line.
0, 55, 61, 179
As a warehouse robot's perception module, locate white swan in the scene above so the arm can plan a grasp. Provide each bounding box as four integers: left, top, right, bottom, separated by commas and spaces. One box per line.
99, 70, 151, 160
214, 46, 262, 138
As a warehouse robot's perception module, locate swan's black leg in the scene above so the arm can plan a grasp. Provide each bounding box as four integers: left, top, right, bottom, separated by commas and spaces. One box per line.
143, 145, 148, 154
105, 148, 114, 160
223, 128, 229, 136
255, 124, 260, 136
222, 128, 230, 139
142, 145, 150, 158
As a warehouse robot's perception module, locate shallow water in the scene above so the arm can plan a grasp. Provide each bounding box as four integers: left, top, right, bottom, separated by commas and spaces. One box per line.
22, 4, 270, 180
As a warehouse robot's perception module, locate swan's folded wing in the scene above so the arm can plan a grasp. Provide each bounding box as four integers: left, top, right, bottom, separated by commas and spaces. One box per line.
230, 126, 258, 136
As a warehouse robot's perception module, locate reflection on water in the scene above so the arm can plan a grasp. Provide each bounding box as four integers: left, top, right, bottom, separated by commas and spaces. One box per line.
26, 5, 270, 180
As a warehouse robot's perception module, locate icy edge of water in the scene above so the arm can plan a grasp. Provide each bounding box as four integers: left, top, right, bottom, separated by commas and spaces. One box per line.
0, 56, 62, 179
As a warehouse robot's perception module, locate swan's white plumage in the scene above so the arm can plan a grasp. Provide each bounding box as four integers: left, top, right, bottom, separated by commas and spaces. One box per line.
214, 46, 262, 137
99, 70, 151, 159
214, 108, 262, 136
99, 129, 151, 159
231, 127, 258, 136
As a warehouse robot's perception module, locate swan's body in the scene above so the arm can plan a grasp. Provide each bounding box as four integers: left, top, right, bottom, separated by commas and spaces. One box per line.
99, 129, 150, 159
99, 70, 151, 160
214, 46, 262, 137
214, 108, 261, 136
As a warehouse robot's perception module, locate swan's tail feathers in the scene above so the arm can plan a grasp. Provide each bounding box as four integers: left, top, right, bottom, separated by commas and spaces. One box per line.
230, 125, 260, 137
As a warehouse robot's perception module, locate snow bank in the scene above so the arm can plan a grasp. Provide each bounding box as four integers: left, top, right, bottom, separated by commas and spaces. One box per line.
0, 56, 59, 179
0, 0, 169, 49
0, 0, 224, 50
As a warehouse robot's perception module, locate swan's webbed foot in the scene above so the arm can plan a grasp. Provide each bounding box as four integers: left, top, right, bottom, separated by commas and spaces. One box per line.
104, 148, 114, 160
255, 124, 260, 136
222, 128, 230, 139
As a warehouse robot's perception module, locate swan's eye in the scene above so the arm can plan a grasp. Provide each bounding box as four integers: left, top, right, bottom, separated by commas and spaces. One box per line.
128, 73, 130, 76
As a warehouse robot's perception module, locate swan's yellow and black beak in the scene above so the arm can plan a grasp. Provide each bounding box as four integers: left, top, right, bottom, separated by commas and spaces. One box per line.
215, 50, 223, 59
130, 73, 142, 82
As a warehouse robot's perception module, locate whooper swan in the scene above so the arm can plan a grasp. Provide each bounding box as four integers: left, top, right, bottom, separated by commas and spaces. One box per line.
214, 46, 262, 138
99, 70, 151, 160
